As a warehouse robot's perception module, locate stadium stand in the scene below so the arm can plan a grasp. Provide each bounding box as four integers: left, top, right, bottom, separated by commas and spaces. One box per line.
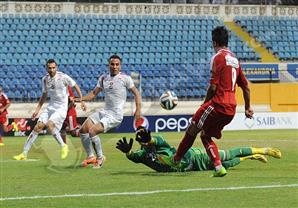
0, 13, 261, 101
234, 16, 298, 61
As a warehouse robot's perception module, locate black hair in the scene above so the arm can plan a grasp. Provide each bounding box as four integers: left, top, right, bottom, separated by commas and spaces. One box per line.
212, 26, 229, 47
135, 126, 151, 143
108, 54, 122, 62
46, 59, 57, 67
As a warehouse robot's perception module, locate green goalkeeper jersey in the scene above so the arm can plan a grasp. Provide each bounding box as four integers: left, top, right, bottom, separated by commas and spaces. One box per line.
126, 135, 212, 172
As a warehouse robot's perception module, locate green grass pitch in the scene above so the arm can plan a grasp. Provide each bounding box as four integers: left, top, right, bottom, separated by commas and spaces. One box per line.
0, 129, 298, 208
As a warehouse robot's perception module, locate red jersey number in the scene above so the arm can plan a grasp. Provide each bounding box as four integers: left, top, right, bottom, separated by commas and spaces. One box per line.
225, 54, 239, 92
231, 67, 237, 92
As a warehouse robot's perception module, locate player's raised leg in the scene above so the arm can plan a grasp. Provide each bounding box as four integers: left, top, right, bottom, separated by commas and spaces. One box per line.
159, 122, 201, 168
223, 147, 268, 163
88, 122, 105, 169
200, 132, 226, 177
47, 120, 69, 159
79, 118, 96, 167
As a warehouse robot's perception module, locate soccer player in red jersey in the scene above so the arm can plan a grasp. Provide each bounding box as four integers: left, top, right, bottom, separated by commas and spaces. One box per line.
60, 86, 81, 143
0, 86, 11, 146
160, 26, 254, 177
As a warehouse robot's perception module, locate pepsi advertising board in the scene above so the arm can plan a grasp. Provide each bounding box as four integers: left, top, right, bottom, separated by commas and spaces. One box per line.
114, 115, 193, 133
3, 115, 193, 136
242, 64, 279, 81
4, 113, 297, 136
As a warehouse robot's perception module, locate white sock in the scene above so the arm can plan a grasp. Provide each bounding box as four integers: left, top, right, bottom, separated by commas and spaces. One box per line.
52, 130, 66, 147
215, 165, 223, 171
23, 131, 39, 155
80, 133, 94, 158
91, 135, 103, 159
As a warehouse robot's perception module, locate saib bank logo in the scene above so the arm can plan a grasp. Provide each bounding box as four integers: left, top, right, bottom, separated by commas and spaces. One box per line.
244, 117, 255, 129
133, 116, 149, 130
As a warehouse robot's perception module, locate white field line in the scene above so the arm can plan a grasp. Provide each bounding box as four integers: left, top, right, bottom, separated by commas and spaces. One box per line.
1, 184, 298, 201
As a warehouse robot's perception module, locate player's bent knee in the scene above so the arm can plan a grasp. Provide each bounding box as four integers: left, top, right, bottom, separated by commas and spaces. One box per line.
200, 130, 211, 141
80, 119, 94, 134
34, 122, 45, 133
46, 121, 56, 134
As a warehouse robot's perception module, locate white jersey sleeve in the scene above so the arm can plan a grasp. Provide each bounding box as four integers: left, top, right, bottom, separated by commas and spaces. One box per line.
125, 75, 134, 89
96, 75, 105, 89
41, 76, 47, 93
62, 74, 76, 87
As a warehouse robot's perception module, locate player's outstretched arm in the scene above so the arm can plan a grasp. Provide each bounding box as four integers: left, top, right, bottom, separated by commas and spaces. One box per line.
116, 137, 133, 154
130, 86, 141, 121
80, 87, 102, 102
73, 84, 87, 111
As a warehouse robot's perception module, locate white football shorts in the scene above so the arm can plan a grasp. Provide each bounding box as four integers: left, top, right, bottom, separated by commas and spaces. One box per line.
38, 107, 67, 132
89, 110, 122, 133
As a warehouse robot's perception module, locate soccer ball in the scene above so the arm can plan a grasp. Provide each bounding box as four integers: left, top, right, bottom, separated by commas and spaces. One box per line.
159, 90, 178, 110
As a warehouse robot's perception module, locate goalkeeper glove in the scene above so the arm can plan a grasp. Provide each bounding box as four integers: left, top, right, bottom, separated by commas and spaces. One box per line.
116, 137, 133, 153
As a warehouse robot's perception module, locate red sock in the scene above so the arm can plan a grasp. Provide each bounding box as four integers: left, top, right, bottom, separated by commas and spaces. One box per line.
0, 137, 3, 143
201, 135, 221, 167
174, 132, 196, 162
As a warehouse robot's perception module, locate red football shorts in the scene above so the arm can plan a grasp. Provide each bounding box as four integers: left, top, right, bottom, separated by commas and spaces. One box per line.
62, 108, 78, 131
0, 113, 8, 126
192, 101, 234, 139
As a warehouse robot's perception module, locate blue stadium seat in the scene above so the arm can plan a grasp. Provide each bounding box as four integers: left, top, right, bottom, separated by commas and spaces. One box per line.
0, 14, 269, 100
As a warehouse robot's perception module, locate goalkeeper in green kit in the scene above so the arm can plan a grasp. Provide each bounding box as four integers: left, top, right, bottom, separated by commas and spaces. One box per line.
116, 127, 281, 172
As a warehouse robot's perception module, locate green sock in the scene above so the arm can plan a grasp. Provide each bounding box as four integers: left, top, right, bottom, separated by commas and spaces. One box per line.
222, 158, 241, 169
225, 147, 253, 160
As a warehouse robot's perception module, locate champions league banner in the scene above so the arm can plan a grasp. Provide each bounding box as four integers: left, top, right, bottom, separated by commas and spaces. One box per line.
4, 112, 297, 136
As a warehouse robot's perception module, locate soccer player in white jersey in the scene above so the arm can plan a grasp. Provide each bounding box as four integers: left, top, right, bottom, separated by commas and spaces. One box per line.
77, 54, 141, 169
13, 59, 86, 161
